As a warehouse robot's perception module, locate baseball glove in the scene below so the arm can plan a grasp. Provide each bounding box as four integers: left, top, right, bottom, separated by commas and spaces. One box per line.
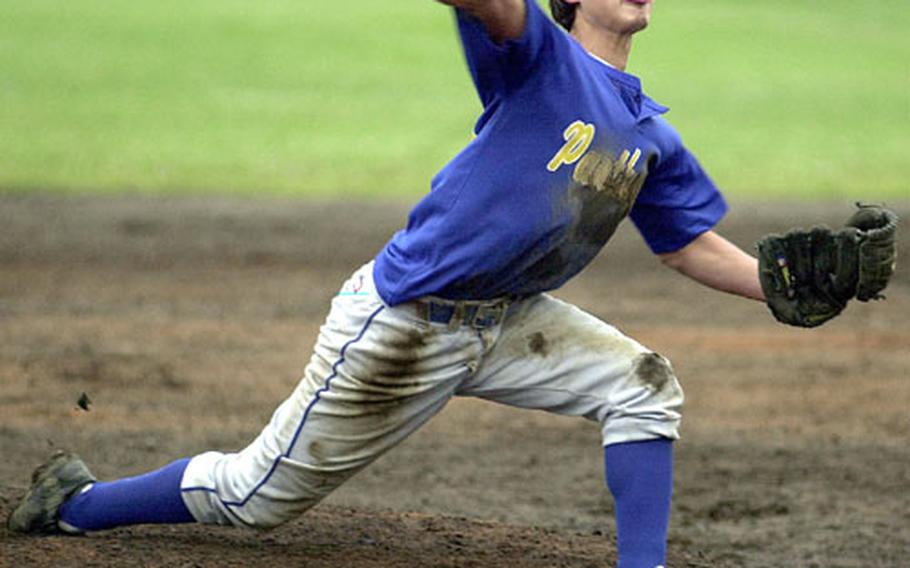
756, 204, 898, 328
845, 204, 899, 301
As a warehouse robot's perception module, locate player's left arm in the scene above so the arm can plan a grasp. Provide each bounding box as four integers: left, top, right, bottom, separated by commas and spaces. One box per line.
659, 230, 765, 301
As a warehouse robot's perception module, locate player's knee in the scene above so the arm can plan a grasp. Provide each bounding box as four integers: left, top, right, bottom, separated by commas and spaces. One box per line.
599, 352, 683, 445
626, 352, 684, 417
631, 352, 680, 397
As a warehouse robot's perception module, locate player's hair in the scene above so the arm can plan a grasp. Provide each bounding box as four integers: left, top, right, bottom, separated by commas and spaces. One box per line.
549, 0, 578, 31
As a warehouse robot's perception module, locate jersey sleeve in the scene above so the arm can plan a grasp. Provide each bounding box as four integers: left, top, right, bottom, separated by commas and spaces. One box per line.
455, 0, 560, 106
629, 137, 728, 254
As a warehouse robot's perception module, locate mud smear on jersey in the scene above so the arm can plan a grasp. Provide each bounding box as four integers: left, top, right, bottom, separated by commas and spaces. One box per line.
572, 185, 632, 247
444, 158, 645, 297
523, 178, 639, 291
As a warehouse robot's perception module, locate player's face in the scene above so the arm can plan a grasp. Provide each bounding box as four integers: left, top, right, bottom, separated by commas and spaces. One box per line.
574, 0, 653, 36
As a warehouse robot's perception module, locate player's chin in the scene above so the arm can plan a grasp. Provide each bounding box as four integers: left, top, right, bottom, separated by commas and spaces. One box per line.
618, 16, 650, 35
629, 17, 650, 33
618, 7, 651, 32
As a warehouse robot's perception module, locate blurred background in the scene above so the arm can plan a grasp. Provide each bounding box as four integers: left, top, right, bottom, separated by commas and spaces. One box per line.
1, 0, 908, 199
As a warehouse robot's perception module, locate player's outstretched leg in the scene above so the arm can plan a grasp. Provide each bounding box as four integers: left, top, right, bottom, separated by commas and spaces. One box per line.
6, 263, 480, 534
180, 266, 476, 528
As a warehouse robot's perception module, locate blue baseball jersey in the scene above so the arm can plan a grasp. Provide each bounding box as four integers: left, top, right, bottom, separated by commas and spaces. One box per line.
373, 0, 727, 306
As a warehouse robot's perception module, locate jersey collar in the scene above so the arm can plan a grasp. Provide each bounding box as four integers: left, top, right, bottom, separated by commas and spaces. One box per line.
584, 51, 669, 122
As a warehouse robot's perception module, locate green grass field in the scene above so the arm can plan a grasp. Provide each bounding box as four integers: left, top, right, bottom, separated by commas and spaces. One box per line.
1, 0, 908, 199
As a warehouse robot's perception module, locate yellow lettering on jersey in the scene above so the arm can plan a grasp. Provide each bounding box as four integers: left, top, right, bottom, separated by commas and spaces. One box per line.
572, 146, 648, 211
619, 148, 642, 173
547, 120, 595, 172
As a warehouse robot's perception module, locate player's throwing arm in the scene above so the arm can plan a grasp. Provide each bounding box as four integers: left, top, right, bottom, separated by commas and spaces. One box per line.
435, 0, 526, 43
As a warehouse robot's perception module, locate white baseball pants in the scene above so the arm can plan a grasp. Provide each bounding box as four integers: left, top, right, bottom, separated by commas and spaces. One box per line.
180, 262, 683, 528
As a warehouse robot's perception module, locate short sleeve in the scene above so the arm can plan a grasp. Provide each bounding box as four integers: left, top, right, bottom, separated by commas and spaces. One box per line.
629, 142, 728, 254
456, 0, 560, 106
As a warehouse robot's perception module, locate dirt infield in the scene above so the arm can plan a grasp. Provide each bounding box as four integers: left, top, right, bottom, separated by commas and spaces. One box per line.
1, 193, 908, 567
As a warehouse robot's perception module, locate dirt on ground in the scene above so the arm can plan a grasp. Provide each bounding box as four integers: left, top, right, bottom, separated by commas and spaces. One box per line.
1, 193, 908, 567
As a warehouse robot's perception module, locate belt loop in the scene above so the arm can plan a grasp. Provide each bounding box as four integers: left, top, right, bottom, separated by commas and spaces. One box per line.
471, 300, 508, 329
415, 301, 430, 323
448, 302, 465, 332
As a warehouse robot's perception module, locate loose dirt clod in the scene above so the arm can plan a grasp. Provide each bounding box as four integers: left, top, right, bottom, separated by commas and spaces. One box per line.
76, 392, 92, 412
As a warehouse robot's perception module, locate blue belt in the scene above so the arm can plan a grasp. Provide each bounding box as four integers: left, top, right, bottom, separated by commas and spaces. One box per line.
413, 298, 511, 330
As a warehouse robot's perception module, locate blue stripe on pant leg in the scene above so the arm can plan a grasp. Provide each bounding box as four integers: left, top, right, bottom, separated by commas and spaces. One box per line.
219, 305, 385, 511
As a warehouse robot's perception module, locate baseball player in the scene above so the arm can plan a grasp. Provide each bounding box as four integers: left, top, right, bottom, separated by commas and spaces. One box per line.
8, 1, 897, 568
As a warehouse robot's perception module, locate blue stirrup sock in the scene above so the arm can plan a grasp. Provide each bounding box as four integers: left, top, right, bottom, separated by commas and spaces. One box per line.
604, 438, 674, 568
58, 458, 195, 532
